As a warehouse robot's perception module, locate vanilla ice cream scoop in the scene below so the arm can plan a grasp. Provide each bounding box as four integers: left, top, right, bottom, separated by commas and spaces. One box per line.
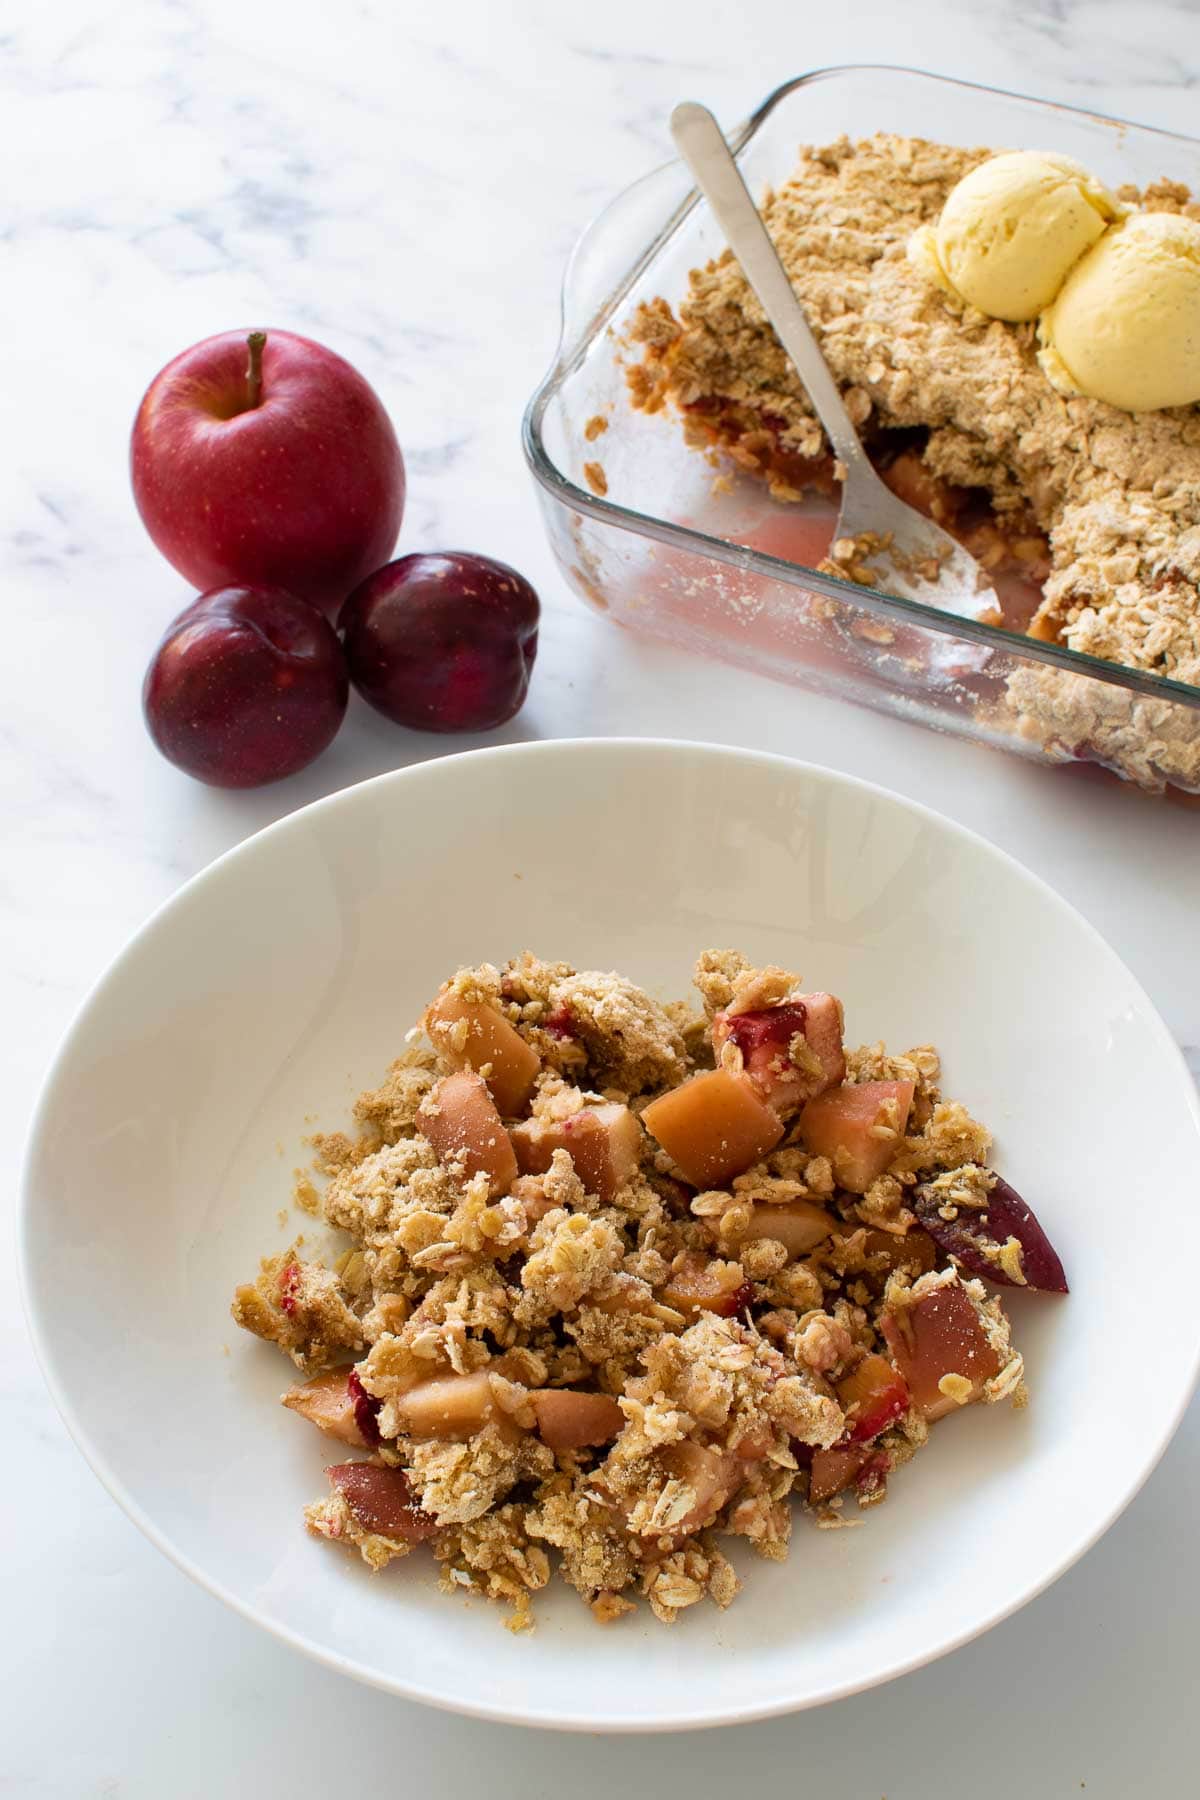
1038, 210, 1200, 412
909, 150, 1120, 322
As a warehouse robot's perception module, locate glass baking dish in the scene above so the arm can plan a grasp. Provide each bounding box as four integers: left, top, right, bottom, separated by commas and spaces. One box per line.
522, 66, 1200, 801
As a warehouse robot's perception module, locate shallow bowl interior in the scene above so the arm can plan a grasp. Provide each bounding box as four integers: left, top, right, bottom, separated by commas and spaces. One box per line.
21, 740, 1200, 1730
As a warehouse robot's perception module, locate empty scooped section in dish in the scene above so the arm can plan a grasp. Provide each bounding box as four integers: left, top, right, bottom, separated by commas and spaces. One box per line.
696, 420, 1051, 636
600, 474, 1012, 702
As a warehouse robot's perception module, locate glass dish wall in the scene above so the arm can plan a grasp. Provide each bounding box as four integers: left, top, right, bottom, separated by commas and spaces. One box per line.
523, 66, 1200, 801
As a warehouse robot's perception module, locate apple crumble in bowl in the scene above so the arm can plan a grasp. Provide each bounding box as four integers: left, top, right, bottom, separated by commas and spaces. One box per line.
24, 740, 1200, 1725
233, 946, 1064, 1631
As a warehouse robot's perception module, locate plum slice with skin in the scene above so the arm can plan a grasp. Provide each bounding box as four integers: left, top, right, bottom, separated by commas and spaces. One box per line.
799, 1080, 915, 1193
418, 1071, 517, 1195
641, 1067, 785, 1188
712, 992, 845, 1110
913, 1173, 1068, 1293
325, 1462, 438, 1542
880, 1281, 1002, 1421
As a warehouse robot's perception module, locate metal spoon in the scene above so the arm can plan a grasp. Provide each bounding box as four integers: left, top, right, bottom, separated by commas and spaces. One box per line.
670, 102, 999, 622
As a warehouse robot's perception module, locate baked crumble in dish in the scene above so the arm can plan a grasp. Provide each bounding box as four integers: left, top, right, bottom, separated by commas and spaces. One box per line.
232, 950, 1067, 1630
627, 133, 1200, 794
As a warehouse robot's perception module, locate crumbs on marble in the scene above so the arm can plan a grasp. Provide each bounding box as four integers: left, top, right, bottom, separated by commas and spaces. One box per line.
277, 1207, 289, 1227
583, 460, 608, 496
584, 413, 609, 442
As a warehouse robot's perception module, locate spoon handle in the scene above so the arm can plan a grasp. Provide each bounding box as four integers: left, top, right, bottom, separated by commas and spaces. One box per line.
669, 101, 868, 478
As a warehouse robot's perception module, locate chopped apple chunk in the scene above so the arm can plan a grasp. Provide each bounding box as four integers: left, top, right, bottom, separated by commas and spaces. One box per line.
809, 1444, 892, 1505
641, 1067, 784, 1188
657, 1251, 752, 1319
511, 1102, 643, 1201
799, 1079, 915, 1192
396, 1369, 519, 1440
798, 991, 848, 1089
418, 1071, 517, 1195
880, 1281, 1002, 1421
738, 1198, 836, 1258
808, 1443, 871, 1504
282, 1367, 367, 1447
325, 1462, 438, 1542
713, 991, 845, 1110
835, 1353, 910, 1442
829, 1224, 938, 1282
656, 1440, 738, 1535
424, 991, 540, 1115
530, 1388, 625, 1450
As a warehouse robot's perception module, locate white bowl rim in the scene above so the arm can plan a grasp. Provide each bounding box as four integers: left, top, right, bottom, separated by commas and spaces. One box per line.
18, 737, 1200, 1732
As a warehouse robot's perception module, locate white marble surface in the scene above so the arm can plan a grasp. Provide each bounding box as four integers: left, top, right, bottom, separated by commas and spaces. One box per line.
6, 1, 1200, 1791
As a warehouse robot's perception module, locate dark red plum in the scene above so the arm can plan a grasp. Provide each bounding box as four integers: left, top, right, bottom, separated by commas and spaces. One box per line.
143, 585, 348, 787
339, 551, 538, 732
914, 1173, 1068, 1293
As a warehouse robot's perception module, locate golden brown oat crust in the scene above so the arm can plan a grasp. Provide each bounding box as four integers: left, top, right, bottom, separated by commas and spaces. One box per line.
233, 949, 1038, 1627
629, 134, 1200, 788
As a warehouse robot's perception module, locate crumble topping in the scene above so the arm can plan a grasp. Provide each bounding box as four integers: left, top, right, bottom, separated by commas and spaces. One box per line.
629, 133, 1200, 789
232, 949, 1061, 1628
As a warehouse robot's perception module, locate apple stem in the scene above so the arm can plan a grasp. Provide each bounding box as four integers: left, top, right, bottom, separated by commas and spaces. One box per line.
245, 330, 266, 409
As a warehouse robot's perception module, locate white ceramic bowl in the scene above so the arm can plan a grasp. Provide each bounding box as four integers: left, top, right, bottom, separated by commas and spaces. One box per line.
21, 740, 1200, 1731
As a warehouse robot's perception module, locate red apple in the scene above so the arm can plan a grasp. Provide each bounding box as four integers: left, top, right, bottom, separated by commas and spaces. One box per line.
143, 585, 348, 787
131, 328, 405, 615
340, 551, 539, 732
